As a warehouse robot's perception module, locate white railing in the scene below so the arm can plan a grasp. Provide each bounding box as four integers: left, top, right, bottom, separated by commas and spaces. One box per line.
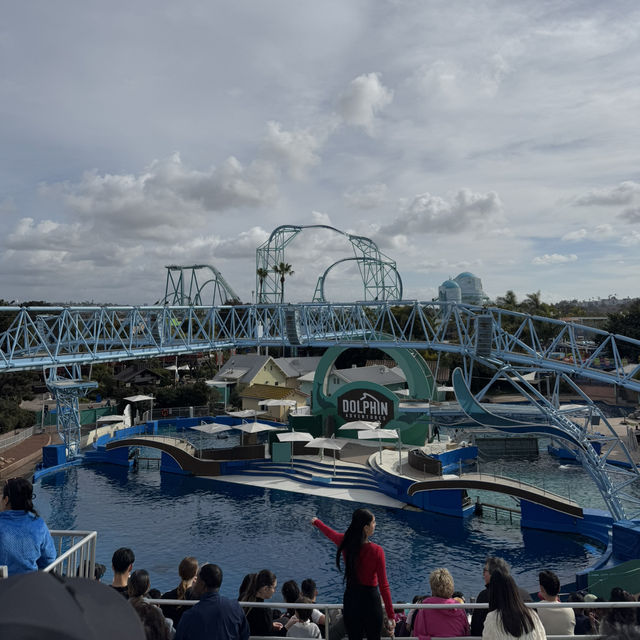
148, 599, 640, 640
0, 426, 36, 452
43, 530, 97, 578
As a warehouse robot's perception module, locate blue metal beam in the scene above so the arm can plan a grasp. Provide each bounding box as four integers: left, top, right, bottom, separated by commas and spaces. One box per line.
1, 302, 639, 392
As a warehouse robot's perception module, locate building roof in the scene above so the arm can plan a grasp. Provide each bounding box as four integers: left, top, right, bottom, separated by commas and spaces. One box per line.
213, 353, 273, 384
274, 356, 323, 378
238, 384, 308, 400
334, 365, 406, 386
440, 279, 460, 289
114, 366, 163, 383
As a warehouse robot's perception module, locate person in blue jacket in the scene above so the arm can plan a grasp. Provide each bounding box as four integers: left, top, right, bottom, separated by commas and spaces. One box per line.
0, 477, 56, 575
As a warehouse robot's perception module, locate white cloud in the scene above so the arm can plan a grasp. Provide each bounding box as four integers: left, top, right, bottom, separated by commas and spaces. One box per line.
344, 183, 388, 209
573, 181, 640, 206
337, 72, 393, 134
561, 224, 614, 241
310, 211, 333, 226
619, 206, 640, 223
532, 253, 578, 265
378, 188, 502, 240
262, 121, 324, 180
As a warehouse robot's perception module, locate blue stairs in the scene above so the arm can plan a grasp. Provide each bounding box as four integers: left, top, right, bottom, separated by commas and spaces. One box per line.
226, 457, 381, 491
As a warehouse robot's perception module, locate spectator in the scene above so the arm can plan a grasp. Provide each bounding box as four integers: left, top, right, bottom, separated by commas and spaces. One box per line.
568, 592, 594, 635
482, 569, 546, 640
301, 578, 326, 628
278, 580, 300, 627
239, 569, 284, 636
287, 597, 321, 638
238, 573, 256, 600
111, 547, 135, 597
176, 563, 249, 640
311, 509, 395, 640
599, 588, 637, 636
131, 600, 171, 640
128, 569, 152, 605
537, 570, 575, 636
129, 569, 176, 638
161, 557, 199, 627
470, 556, 532, 636
0, 477, 56, 576
412, 568, 469, 640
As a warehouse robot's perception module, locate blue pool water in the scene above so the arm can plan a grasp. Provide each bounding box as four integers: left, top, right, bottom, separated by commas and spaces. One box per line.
34, 453, 605, 603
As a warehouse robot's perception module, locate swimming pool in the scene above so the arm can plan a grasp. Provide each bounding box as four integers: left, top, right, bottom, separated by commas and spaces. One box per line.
34, 453, 604, 603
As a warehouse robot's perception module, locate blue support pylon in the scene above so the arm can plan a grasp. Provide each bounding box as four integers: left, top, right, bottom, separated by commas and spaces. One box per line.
46, 366, 98, 460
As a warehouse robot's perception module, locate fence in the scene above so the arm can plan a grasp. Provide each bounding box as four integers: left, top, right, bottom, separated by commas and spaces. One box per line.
43, 530, 97, 579
148, 598, 640, 640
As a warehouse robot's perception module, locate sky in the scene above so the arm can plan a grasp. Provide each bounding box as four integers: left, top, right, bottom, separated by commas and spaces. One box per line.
1, 1, 640, 306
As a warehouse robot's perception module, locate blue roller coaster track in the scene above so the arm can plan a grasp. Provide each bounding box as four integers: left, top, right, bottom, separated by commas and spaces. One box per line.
3, 298, 640, 518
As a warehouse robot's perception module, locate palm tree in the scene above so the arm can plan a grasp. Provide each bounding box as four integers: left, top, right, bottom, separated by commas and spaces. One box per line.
256, 268, 269, 303
273, 262, 294, 303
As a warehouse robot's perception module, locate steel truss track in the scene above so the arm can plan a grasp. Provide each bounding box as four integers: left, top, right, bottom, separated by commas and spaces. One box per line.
1, 301, 640, 392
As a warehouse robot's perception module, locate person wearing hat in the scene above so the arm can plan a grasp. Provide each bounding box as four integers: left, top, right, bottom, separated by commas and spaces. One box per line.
0, 477, 56, 576
175, 564, 249, 640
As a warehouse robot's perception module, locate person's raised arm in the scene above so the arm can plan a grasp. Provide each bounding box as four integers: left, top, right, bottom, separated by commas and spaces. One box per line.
310, 517, 343, 546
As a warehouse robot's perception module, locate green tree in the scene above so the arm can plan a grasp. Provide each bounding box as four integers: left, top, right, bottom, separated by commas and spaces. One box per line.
273, 262, 294, 303
256, 268, 269, 303
604, 299, 640, 361
495, 290, 518, 310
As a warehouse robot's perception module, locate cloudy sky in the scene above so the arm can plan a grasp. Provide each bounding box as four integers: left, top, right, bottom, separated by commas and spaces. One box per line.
2, 1, 639, 306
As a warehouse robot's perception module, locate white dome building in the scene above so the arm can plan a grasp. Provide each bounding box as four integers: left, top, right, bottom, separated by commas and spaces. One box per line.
453, 272, 486, 305
438, 279, 462, 303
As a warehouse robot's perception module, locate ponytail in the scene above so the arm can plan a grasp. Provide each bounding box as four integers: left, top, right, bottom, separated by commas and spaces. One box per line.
3, 477, 38, 516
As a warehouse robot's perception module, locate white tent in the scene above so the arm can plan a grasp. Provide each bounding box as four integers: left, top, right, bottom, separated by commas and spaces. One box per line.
304, 437, 350, 475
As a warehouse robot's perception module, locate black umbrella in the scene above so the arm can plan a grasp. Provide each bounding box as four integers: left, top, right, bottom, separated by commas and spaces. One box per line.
0, 572, 145, 640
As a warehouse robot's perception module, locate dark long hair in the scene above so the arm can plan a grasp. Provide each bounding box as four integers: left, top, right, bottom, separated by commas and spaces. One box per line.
240, 569, 276, 603
176, 557, 198, 600
336, 508, 374, 584
602, 587, 637, 628
3, 477, 38, 516
488, 569, 535, 637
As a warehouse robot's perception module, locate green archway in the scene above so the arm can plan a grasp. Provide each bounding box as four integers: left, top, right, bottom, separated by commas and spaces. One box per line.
311, 346, 436, 446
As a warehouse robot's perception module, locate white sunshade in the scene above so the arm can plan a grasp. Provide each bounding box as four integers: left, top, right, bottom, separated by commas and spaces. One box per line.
258, 399, 297, 407
338, 420, 381, 431
190, 422, 233, 435
357, 428, 399, 440
226, 409, 267, 419
96, 415, 126, 423
305, 437, 350, 451
234, 421, 283, 434
277, 432, 314, 443
124, 395, 154, 402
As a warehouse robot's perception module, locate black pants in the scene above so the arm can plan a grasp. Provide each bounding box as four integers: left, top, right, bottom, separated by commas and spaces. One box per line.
343, 583, 383, 640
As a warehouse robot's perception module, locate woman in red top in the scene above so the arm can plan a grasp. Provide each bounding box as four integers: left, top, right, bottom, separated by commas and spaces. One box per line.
311, 508, 395, 640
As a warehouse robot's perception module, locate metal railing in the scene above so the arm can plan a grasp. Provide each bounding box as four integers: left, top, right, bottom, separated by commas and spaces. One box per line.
0, 426, 36, 452
147, 598, 640, 640
43, 530, 97, 578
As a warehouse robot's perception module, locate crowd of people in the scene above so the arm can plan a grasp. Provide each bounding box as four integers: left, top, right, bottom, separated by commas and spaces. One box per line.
2, 478, 640, 640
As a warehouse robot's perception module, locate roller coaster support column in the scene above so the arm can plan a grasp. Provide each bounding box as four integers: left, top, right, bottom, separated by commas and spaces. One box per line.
46, 365, 98, 460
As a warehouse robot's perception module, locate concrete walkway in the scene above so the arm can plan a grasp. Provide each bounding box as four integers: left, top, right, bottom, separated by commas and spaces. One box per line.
0, 432, 56, 480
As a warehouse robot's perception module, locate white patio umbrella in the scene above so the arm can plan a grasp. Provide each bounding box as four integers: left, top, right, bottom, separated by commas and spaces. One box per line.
233, 420, 283, 446
258, 399, 297, 407
226, 409, 267, 421
190, 422, 234, 457
357, 428, 399, 463
124, 394, 155, 422
277, 431, 313, 469
304, 437, 350, 475
338, 420, 381, 431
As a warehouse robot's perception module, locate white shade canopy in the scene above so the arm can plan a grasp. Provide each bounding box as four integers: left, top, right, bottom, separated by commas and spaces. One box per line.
338, 420, 381, 431
226, 409, 267, 419
234, 421, 283, 434
357, 428, 399, 440
277, 432, 314, 443
304, 437, 350, 451
124, 395, 154, 402
96, 414, 126, 423
258, 399, 297, 407
190, 422, 233, 435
